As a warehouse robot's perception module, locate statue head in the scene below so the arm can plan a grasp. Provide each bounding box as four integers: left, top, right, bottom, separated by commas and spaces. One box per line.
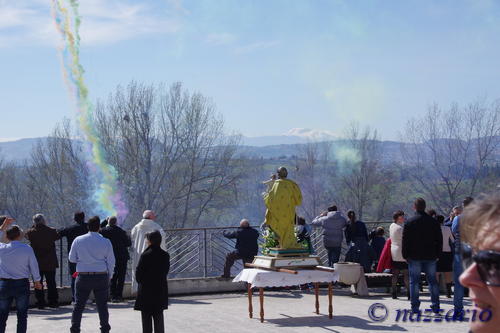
277, 167, 288, 179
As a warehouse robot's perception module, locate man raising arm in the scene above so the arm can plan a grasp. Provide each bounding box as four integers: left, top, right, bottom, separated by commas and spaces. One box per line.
0, 216, 42, 333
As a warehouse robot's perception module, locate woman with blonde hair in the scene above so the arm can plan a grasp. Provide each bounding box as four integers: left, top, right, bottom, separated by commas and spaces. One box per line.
459, 193, 500, 333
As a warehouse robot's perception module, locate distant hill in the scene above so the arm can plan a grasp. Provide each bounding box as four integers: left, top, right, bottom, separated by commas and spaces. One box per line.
0, 138, 45, 163
1, 135, 499, 166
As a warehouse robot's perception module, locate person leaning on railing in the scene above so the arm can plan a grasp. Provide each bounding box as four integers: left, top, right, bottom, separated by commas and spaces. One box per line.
221, 219, 259, 278
57, 211, 88, 303
25, 213, 61, 309
0, 216, 42, 333
100, 216, 131, 303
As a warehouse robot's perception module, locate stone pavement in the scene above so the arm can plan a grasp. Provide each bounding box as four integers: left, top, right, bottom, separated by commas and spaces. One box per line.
6, 288, 472, 333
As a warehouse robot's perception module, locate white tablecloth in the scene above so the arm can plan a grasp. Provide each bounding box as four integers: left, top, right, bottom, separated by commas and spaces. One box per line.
233, 268, 339, 288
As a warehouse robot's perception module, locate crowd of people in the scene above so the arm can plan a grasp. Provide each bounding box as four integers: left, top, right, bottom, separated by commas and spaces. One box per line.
0, 192, 499, 333
0, 210, 169, 333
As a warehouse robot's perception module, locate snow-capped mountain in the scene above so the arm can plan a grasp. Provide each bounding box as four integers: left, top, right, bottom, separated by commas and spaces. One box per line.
242, 128, 337, 146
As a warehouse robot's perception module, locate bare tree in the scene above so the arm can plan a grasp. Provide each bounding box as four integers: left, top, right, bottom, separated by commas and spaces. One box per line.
25, 120, 90, 228
338, 123, 381, 220
295, 141, 334, 220
94, 81, 241, 228
401, 100, 500, 212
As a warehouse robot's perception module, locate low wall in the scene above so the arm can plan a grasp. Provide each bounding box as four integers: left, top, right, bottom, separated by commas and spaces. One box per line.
28, 277, 247, 306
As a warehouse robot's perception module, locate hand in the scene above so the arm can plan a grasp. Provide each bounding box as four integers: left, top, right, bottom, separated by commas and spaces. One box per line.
34, 281, 42, 290
0, 217, 15, 231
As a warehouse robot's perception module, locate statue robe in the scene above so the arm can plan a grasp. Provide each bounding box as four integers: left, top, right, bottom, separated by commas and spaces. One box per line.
263, 178, 302, 249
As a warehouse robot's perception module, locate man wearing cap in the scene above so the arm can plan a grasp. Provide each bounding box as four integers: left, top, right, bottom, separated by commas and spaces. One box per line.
0, 216, 42, 333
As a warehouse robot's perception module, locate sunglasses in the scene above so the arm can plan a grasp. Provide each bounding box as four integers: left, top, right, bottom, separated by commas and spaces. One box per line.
462, 243, 500, 287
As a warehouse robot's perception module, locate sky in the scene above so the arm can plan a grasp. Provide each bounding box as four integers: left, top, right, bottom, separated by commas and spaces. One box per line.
1, 0, 500, 141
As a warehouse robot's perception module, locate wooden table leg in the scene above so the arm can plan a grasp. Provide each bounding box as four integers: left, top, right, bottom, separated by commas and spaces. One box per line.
259, 288, 264, 323
314, 282, 320, 314
328, 282, 333, 319
247, 283, 253, 319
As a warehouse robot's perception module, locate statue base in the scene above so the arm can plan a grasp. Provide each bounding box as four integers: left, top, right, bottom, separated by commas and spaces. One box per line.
252, 254, 322, 269
267, 247, 310, 257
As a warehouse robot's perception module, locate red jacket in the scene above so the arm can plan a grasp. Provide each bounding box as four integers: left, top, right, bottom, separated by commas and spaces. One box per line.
376, 238, 392, 273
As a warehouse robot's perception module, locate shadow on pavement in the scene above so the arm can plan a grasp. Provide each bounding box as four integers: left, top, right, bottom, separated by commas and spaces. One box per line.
266, 314, 408, 332
169, 299, 212, 305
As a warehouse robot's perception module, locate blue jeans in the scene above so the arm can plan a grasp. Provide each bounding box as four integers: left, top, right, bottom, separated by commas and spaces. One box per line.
408, 260, 440, 312
71, 274, 110, 333
453, 253, 464, 313
0, 279, 30, 333
325, 246, 341, 267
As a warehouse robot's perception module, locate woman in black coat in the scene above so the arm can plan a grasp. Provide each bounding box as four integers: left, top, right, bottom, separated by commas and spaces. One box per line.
134, 230, 170, 333
344, 210, 375, 273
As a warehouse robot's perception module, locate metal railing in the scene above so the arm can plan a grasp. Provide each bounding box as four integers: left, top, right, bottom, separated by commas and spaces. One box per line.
55, 221, 391, 286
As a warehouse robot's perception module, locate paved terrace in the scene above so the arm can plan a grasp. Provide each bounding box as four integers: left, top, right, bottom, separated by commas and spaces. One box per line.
6, 288, 472, 333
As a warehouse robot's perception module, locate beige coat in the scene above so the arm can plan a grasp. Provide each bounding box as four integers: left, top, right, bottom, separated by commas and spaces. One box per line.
130, 219, 167, 293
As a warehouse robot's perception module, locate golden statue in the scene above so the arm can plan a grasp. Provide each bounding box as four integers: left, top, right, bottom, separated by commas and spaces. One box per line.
263, 167, 302, 249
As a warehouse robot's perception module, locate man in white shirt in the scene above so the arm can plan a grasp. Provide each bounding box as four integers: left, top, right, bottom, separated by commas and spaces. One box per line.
0, 216, 42, 333
69, 216, 115, 333
131, 210, 166, 293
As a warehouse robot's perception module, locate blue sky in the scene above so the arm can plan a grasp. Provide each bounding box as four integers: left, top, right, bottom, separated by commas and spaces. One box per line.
1, 0, 500, 141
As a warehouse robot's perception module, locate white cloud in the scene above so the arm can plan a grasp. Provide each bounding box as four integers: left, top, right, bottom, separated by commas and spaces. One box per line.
205, 32, 236, 45
0, 0, 181, 48
234, 40, 280, 55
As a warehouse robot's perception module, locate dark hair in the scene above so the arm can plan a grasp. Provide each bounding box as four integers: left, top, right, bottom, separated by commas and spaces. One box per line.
463, 196, 474, 208
376, 227, 385, 236
414, 198, 426, 212
297, 216, 306, 225
426, 209, 437, 218
87, 216, 100, 232
393, 210, 405, 221
108, 216, 117, 226
277, 167, 288, 179
436, 215, 445, 224
327, 205, 338, 212
74, 211, 85, 224
146, 230, 162, 247
6, 225, 21, 241
0, 216, 6, 224
347, 210, 357, 235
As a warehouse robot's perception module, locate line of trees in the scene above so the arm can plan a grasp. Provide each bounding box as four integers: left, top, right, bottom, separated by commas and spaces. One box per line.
0, 82, 498, 230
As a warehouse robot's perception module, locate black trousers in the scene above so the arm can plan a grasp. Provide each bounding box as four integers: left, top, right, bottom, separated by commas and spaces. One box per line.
110, 260, 127, 299
35, 270, 58, 306
141, 311, 164, 333
223, 251, 253, 278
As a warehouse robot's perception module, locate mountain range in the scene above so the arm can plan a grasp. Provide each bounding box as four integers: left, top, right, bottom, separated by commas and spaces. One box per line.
1, 128, 499, 166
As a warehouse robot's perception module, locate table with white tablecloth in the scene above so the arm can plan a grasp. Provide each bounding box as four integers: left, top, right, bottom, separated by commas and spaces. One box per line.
233, 268, 339, 322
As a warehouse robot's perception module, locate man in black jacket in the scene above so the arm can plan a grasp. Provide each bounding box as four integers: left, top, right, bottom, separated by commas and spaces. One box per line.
403, 198, 443, 313
25, 214, 61, 309
100, 216, 132, 302
221, 219, 259, 278
58, 211, 88, 302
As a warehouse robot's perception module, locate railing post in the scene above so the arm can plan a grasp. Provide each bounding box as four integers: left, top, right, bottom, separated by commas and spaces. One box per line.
59, 238, 63, 287
203, 229, 208, 278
